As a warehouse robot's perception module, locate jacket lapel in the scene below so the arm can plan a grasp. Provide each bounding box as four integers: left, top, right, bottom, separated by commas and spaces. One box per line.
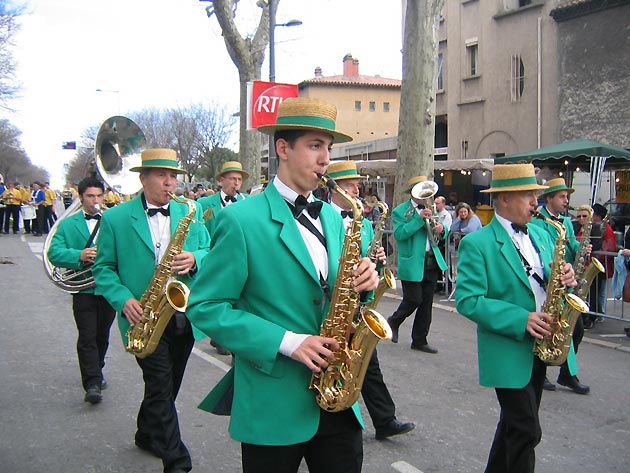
130, 194, 154, 253
266, 183, 320, 285
491, 218, 532, 291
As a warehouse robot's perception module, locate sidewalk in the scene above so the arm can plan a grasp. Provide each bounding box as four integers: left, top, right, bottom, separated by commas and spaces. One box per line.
384, 281, 630, 355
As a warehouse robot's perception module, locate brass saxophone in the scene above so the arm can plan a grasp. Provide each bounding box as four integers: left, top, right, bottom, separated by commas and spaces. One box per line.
573, 207, 604, 301
532, 211, 589, 365
126, 193, 196, 358
309, 176, 392, 412
364, 201, 396, 310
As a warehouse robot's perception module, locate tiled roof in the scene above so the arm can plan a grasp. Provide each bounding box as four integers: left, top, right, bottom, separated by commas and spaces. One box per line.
300, 75, 402, 88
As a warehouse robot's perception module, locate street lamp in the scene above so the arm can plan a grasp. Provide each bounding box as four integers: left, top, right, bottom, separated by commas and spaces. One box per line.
268, 0, 302, 179
269, 0, 302, 83
95, 88, 121, 115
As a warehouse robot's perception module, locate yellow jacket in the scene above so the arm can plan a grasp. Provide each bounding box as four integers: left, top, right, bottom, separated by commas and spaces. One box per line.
2, 188, 22, 205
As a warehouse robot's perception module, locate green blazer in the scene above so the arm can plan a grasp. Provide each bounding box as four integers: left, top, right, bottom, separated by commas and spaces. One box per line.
529, 206, 579, 264
456, 217, 577, 388
47, 211, 97, 295
186, 182, 364, 446
92, 193, 210, 346
392, 200, 448, 282
197, 192, 246, 237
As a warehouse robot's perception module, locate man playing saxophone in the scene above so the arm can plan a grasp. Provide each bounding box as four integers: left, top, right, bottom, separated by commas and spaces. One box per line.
93, 149, 210, 473
530, 178, 590, 395
47, 176, 115, 405
326, 160, 415, 441
456, 164, 577, 473
187, 98, 378, 473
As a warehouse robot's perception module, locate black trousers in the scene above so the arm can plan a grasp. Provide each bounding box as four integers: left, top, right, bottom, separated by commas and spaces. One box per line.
72, 293, 116, 390
361, 348, 396, 429
135, 313, 194, 473
389, 259, 440, 346
241, 408, 363, 473
485, 357, 546, 473
35, 205, 47, 234
4, 204, 20, 233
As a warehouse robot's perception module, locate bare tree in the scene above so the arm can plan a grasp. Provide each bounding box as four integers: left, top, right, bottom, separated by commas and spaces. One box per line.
394, 0, 445, 206
205, 0, 272, 187
0, 119, 48, 184
0, 1, 24, 110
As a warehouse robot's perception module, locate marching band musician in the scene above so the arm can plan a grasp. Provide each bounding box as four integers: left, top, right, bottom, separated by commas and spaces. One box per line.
47, 177, 116, 404
1, 181, 23, 234
187, 98, 379, 473
387, 176, 448, 353
326, 160, 415, 440
197, 160, 249, 237
530, 178, 590, 395
197, 160, 249, 356
456, 164, 577, 473
93, 149, 210, 473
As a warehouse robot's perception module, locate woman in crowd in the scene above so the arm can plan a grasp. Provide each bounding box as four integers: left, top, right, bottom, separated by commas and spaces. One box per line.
450, 202, 483, 237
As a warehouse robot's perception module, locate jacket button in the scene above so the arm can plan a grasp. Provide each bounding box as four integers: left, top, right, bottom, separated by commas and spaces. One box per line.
313, 299, 321, 305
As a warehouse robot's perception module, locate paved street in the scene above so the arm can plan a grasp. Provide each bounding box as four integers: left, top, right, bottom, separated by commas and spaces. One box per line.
1, 232, 629, 472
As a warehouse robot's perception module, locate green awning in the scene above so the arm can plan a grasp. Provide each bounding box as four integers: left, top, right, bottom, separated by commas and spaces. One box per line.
495, 139, 630, 168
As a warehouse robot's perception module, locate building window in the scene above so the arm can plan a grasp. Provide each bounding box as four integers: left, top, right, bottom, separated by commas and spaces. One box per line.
510, 54, 525, 102
383, 102, 390, 112
519, 0, 532, 6
369, 101, 376, 112
466, 42, 478, 77
355, 100, 361, 111
437, 53, 444, 90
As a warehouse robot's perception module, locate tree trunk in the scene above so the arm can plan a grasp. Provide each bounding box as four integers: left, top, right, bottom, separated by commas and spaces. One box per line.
394, 0, 445, 207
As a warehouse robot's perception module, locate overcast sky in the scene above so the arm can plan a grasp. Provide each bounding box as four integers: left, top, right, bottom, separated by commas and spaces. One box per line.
6, 0, 403, 188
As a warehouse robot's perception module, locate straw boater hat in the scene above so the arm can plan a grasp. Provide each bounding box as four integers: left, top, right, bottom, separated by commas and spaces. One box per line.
539, 177, 574, 197
480, 163, 548, 193
327, 161, 366, 181
405, 175, 428, 193
130, 148, 185, 174
216, 161, 249, 180
257, 97, 353, 144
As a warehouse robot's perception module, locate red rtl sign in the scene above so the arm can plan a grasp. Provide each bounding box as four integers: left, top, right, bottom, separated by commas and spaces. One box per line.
247, 80, 299, 130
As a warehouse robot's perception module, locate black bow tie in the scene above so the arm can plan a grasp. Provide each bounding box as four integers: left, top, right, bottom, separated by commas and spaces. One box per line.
224, 195, 237, 203
512, 223, 528, 235
84, 214, 101, 220
341, 210, 354, 219
293, 195, 323, 219
147, 207, 170, 217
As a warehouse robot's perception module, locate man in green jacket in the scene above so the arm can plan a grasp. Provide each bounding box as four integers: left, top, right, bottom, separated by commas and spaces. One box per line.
387, 176, 448, 353
197, 160, 249, 237
93, 148, 210, 473
187, 98, 379, 473
326, 160, 415, 441
456, 163, 577, 473
530, 177, 590, 395
47, 176, 115, 404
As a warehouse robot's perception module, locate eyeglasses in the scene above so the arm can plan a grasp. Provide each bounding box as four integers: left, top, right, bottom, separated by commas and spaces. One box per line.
576, 215, 589, 219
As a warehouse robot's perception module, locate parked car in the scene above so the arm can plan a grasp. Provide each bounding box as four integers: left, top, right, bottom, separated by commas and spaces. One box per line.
604, 200, 630, 233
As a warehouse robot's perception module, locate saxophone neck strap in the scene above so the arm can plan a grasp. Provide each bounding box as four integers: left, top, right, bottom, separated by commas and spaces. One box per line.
84, 219, 100, 249
513, 241, 546, 289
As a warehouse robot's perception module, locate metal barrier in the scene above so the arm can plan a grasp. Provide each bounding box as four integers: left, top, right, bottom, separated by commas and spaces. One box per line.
587, 250, 627, 322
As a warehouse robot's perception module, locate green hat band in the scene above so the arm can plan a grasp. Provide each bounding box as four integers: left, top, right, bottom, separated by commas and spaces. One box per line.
544, 184, 566, 193
328, 168, 361, 179
490, 175, 538, 189
142, 158, 179, 168
276, 115, 336, 131
221, 166, 244, 174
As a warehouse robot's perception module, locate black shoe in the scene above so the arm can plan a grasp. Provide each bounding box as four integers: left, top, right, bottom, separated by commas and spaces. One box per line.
135, 437, 160, 458
387, 316, 399, 343
84, 385, 102, 404
543, 377, 556, 391
411, 343, 438, 354
375, 419, 416, 440
557, 375, 590, 395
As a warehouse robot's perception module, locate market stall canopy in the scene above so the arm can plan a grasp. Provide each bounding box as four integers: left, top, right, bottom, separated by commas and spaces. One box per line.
355, 158, 494, 177
495, 139, 630, 169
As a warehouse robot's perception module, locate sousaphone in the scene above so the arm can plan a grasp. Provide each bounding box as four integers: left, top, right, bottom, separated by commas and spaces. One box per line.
42, 116, 146, 292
